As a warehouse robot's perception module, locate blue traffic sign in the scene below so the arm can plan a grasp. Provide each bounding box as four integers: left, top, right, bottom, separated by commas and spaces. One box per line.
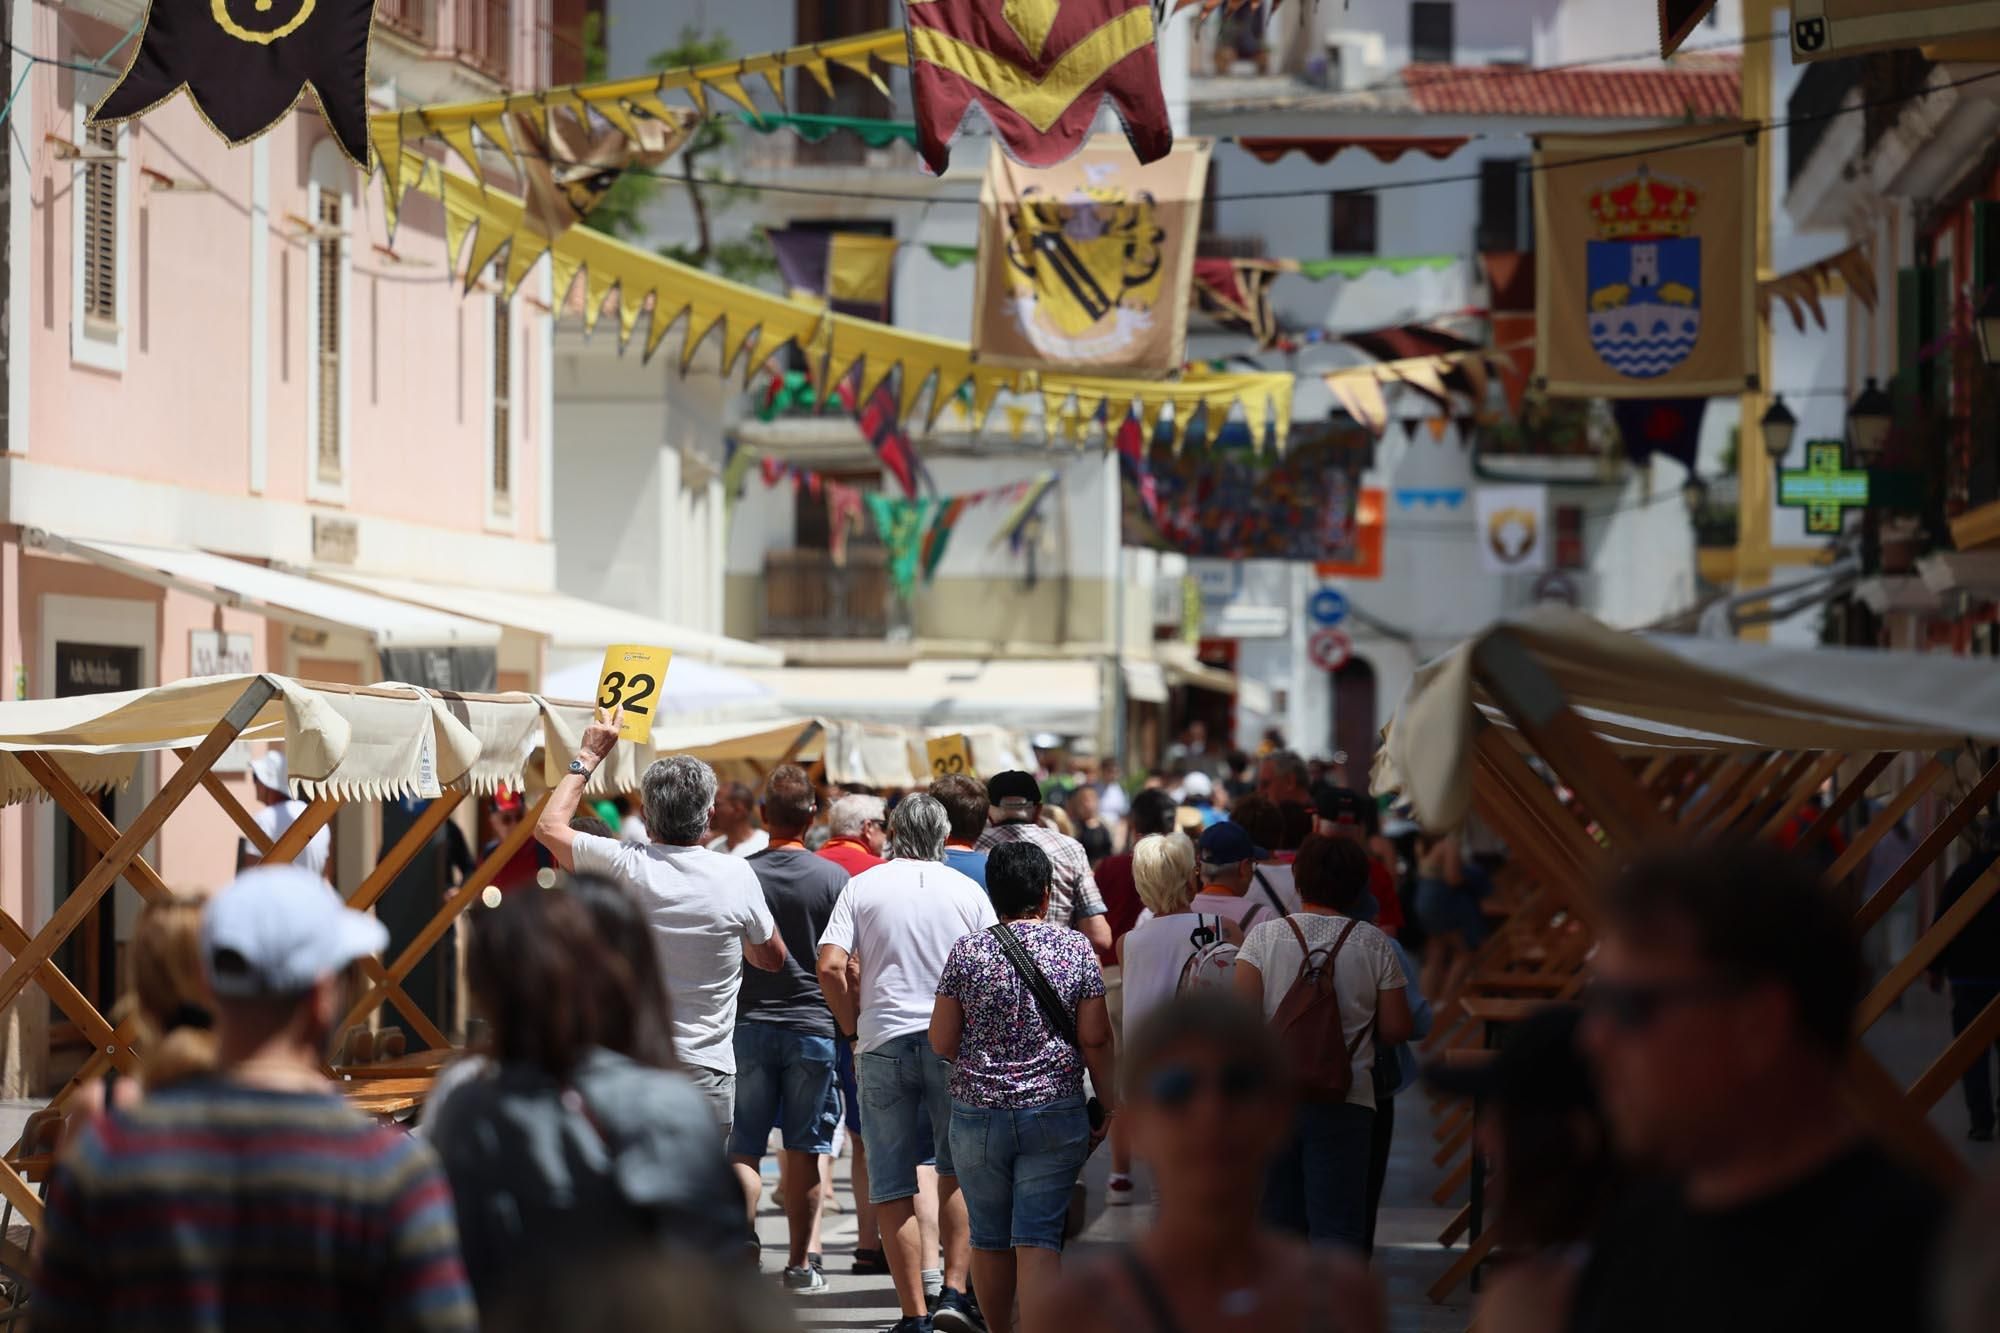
1309, 587, 1349, 628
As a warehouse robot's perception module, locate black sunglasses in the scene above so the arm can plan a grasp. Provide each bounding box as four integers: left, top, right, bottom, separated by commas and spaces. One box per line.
1578, 978, 1743, 1032
1145, 1060, 1272, 1110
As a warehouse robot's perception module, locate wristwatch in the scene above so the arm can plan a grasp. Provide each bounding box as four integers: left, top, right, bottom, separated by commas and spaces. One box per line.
568, 758, 594, 778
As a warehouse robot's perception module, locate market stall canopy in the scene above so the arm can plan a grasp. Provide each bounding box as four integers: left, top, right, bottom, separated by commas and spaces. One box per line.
313, 570, 782, 668
540, 656, 777, 723
0, 675, 824, 808
746, 659, 1104, 737
35, 535, 496, 648
1376, 608, 2000, 831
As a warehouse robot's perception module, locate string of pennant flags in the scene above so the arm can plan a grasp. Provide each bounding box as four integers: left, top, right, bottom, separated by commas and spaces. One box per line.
725, 439, 1059, 599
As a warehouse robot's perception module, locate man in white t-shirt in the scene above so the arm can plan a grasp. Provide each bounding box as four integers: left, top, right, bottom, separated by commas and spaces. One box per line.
238, 751, 331, 879
1233, 835, 1412, 1249
816, 793, 993, 1332
1192, 822, 1300, 933
535, 716, 786, 1134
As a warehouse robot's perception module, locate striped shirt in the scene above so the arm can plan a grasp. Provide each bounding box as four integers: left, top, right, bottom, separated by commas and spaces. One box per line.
974, 821, 1108, 928
34, 1078, 476, 1333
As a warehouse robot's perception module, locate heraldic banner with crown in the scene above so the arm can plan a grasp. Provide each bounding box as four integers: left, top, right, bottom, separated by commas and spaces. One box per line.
1532, 125, 1756, 398
972, 136, 1212, 378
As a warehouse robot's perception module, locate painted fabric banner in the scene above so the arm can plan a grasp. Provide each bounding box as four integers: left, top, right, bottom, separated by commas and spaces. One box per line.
1475, 485, 1552, 577
93, 0, 377, 164
1534, 125, 1756, 398
1120, 422, 1373, 562
906, 0, 1171, 174
973, 137, 1210, 377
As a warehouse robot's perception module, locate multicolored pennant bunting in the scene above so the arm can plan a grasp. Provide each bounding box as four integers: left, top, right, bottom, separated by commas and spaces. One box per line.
907, 0, 1172, 174
1235, 136, 1469, 166
1193, 258, 1283, 349
769, 228, 899, 320
1758, 244, 1878, 333
866, 493, 941, 601
738, 110, 919, 148
1122, 423, 1373, 564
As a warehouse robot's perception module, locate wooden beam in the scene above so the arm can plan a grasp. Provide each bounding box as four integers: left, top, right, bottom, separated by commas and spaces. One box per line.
1433, 1115, 1474, 1167
176, 747, 273, 853
1853, 758, 2000, 934
1734, 751, 1823, 835
1428, 1227, 1498, 1304
1431, 1155, 1471, 1206
0, 1163, 42, 1231
1677, 754, 1757, 832
1908, 988, 2000, 1114
1796, 753, 1895, 852
1855, 860, 2000, 1031
1438, 1201, 1473, 1248
341, 792, 551, 1033
1702, 751, 1796, 838
258, 796, 340, 868
1752, 751, 1848, 843
1825, 755, 1952, 891
0, 679, 274, 1017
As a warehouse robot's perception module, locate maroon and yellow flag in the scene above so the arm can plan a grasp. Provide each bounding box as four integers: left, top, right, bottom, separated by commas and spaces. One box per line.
906, 0, 1172, 175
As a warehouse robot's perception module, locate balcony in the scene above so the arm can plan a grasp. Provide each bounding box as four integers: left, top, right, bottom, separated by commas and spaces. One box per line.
453, 0, 510, 84
376, 0, 436, 44
761, 549, 890, 639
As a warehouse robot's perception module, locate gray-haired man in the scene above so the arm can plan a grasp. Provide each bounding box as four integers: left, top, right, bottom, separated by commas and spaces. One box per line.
538, 716, 786, 1132
817, 794, 994, 1333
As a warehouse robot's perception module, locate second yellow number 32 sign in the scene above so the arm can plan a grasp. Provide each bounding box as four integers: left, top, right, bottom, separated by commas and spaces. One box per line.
927, 734, 972, 781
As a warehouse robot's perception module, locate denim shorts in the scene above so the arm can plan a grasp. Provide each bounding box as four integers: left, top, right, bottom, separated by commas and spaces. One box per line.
949, 1095, 1090, 1253
857, 1030, 955, 1202
728, 1023, 840, 1158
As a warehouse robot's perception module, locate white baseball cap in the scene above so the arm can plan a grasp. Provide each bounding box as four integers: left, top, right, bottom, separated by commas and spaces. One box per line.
202, 865, 389, 998
249, 749, 289, 795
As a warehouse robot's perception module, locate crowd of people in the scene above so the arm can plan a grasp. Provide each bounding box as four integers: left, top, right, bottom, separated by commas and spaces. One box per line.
19, 713, 2000, 1333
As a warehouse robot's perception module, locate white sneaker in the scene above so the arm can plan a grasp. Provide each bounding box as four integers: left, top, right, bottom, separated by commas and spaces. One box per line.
783, 1265, 829, 1295
1107, 1173, 1137, 1206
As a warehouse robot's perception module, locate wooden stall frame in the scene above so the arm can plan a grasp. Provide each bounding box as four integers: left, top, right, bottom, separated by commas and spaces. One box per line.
1423, 629, 1983, 1306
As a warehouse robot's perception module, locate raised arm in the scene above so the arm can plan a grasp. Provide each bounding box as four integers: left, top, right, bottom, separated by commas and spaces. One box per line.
534, 708, 622, 872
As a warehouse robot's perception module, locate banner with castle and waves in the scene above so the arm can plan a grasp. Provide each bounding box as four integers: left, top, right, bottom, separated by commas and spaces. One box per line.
972, 136, 1210, 378
1532, 125, 1756, 398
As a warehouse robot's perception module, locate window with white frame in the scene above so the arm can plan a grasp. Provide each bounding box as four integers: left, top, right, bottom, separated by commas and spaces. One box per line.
70, 110, 127, 370
306, 143, 350, 497
491, 294, 512, 515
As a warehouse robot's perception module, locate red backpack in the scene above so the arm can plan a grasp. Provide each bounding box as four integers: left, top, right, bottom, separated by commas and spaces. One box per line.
1269, 915, 1370, 1103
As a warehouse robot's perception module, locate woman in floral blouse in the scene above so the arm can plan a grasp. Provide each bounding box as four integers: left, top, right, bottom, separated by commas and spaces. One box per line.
931, 842, 1116, 1333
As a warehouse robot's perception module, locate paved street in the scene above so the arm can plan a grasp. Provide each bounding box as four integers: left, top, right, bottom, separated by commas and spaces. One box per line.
752, 1089, 1471, 1333
753, 990, 1989, 1332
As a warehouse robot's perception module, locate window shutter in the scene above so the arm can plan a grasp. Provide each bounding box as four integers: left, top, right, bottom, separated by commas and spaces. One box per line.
81, 122, 118, 323
1927, 261, 1951, 420
492, 296, 511, 508
1894, 266, 1922, 426
316, 190, 343, 484
1975, 201, 1998, 295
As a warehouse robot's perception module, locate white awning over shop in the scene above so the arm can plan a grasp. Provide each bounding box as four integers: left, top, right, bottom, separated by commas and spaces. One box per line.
1160, 644, 1240, 696
1121, 660, 1169, 705
314, 571, 782, 668
44, 537, 496, 648
747, 659, 1104, 737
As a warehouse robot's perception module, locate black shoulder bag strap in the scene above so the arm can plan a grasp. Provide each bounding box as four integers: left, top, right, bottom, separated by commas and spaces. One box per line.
1252, 867, 1289, 919
988, 923, 1079, 1048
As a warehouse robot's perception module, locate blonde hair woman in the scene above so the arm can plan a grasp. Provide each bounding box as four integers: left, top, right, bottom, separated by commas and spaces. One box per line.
72, 893, 216, 1124
1117, 836, 1241, 1057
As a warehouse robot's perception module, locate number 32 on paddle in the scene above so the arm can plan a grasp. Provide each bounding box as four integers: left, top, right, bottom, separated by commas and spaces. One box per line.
597, 645, 673, 744
927, 734, 972, 782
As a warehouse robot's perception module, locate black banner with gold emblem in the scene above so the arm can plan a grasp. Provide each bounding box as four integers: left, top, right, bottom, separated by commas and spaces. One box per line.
91, 0, 377, 166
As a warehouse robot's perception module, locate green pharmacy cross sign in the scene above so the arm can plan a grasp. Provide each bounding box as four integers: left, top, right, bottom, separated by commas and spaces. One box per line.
1778, 440, 1870, 534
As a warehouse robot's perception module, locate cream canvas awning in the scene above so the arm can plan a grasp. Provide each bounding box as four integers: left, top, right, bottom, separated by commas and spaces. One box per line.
747, 659, 1105, 736
1376, 607, 2000, 830
42, 537, 496, 648
314, 570, 782, 668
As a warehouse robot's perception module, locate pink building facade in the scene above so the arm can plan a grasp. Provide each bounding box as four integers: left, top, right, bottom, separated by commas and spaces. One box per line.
0, 0, 565, 1091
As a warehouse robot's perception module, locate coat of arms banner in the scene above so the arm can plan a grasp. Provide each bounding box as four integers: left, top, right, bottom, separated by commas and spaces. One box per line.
972, 136, 1211, 378
1533, 125, 1756, 398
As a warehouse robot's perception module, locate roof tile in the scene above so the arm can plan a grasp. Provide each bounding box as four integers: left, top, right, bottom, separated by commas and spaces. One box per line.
1402, 57, 1740, 120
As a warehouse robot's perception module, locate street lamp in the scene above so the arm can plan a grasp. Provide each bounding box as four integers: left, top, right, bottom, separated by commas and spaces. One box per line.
1681, 474, 1710, 517
1760, 395, 1798, 463
1847, 378, 1893, 461
1978, 290, 2000, 366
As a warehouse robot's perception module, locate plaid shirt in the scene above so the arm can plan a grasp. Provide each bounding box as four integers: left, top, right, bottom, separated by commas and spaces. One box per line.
974, 821, 1107, 928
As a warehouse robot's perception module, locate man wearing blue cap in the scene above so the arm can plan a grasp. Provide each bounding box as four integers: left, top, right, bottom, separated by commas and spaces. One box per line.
34, 866, 477, 1331
1193, 823, 1300, 932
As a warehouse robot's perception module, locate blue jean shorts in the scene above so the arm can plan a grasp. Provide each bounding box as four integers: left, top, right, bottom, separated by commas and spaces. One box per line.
949, 1096, 1090, 1252
857, 1030, 955, 1202
728, 1024, 840, 1158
